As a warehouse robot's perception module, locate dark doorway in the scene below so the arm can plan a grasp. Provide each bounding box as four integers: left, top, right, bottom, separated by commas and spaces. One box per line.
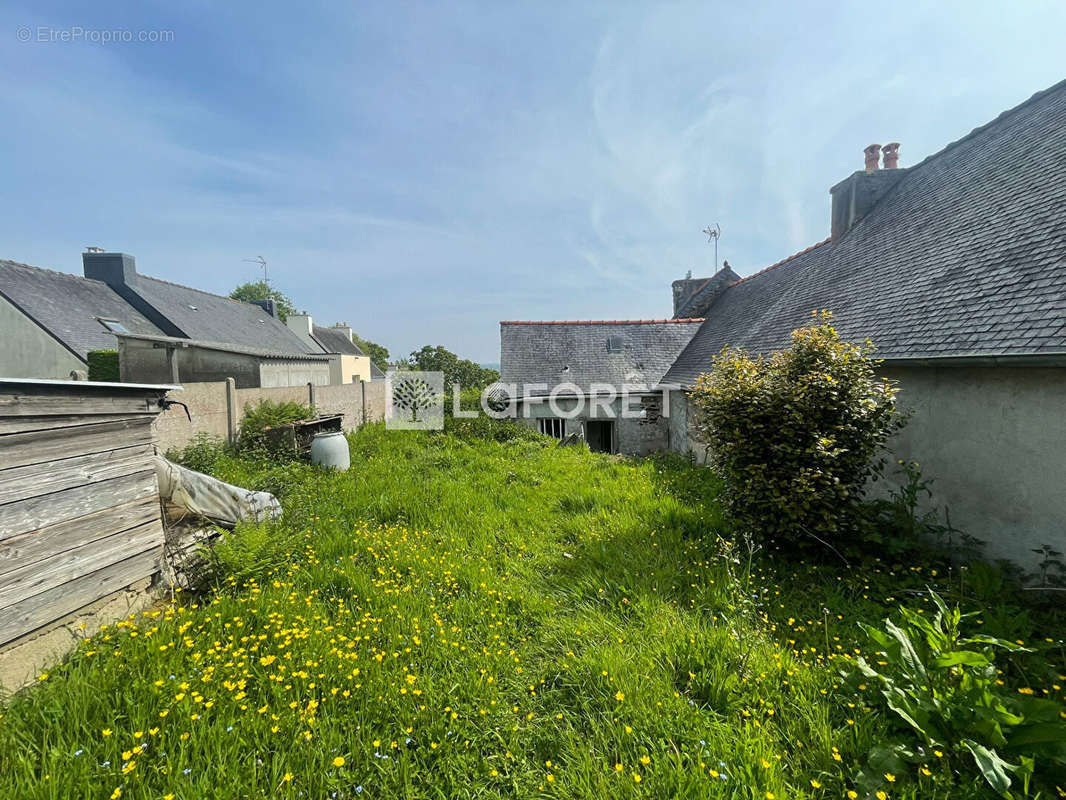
585, 420, 614, 453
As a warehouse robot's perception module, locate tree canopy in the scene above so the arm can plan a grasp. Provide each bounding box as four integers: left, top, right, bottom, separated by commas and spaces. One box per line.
353, 335, 389, 367
408, 345, 499, 388
229, 281, 297, 322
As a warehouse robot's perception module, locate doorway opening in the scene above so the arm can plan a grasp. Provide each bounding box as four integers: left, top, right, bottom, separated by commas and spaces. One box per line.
585, 420, 614, 453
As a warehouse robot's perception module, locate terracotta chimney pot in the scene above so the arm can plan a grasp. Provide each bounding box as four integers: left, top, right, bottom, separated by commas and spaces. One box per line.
883, 142, 900, 169
864, 143, 882, 172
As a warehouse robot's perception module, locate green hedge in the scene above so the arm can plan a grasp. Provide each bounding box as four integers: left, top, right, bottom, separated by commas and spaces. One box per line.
87, 349, 120, 382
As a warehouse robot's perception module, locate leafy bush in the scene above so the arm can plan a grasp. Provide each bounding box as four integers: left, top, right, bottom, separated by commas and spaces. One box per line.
165, 432, 230, 474
688, 311, 901, 542
86, 349, 120, 381
237, 399, 314, 453
846, 591, 1066, 797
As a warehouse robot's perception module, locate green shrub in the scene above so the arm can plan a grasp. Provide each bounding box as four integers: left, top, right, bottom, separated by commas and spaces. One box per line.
165, 432, 230, 474
846, 591, 1066, 797
688, 311, 901, 542
86, 349, 119, 381
237, 399, 314, 453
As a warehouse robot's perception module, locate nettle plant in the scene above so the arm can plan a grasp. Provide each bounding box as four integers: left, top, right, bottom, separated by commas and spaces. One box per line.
847, 591, 1066, 797
689, 311, 901, 543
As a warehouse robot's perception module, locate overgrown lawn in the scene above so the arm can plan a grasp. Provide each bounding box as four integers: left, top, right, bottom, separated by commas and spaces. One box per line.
1, 424, 1062, 798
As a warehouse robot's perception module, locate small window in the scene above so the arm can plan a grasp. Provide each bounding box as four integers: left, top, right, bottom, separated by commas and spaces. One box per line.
98, 318, 128, 333
606, 335, 624, 353
538, 418, 565, 440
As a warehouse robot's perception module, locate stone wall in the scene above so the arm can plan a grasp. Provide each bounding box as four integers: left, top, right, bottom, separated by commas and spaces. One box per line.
666, 390, 709, 463
516, 393, 671, 456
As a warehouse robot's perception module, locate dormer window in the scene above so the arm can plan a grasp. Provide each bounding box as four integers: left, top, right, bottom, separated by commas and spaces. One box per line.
98, 318, 128, 333
606, 336, 624, 353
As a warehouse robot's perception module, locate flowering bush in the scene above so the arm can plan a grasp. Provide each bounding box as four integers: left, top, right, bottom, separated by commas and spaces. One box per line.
689, 312, 901, 542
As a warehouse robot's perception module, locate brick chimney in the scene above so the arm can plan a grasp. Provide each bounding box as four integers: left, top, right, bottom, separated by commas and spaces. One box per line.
864, 143, 882, 172
829, 145, 907, 240
882, 142, 900, 169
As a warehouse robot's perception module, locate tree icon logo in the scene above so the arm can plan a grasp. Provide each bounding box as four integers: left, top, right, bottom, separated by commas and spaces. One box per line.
386, 370, 444, 430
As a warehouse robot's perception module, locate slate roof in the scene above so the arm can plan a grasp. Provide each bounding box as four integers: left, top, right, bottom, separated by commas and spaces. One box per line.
310, 324, 364, 356
131, 275, 311, 355
664, 79, 1066, 388
0, 259, 164, 361
500, 319, 704, 396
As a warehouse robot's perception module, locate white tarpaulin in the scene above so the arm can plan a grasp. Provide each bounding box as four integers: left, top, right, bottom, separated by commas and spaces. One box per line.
153, 456, 281, 526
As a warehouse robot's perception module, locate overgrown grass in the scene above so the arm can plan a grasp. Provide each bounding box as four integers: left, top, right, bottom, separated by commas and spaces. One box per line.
2, 424, 1063, 798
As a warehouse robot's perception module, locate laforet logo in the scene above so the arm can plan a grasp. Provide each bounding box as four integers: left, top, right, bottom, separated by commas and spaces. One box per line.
386, 371, 444, 430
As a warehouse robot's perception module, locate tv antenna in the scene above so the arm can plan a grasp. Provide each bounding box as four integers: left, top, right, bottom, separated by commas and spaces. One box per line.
243, 255, 267, 283
702, 224, 722, 272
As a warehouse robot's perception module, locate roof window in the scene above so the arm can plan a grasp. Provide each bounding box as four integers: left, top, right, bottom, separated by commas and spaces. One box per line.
606, 336, 624, 353
98, 318, 129, 333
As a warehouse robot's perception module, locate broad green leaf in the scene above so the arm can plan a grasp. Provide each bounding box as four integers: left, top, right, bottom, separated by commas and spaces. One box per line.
962, 739, 1015, 794
931, 650, 990, 668
885, 619, 927, 681
1006, 721, 1066, 747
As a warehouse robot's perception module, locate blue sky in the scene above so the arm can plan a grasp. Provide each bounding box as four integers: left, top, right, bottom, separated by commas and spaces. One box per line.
2, 2, 1064, 362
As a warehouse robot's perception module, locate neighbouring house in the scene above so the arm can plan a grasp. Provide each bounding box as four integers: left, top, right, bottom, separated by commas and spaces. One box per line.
114, 332, 332, 389
0, 258, 165, 379
0, 250, 336, 387
501, 79, 1066, 566
499, 318, 704, 454
283, 315, 385, 384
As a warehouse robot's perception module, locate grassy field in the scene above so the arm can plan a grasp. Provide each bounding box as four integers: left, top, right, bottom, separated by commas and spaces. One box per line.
1, 424, 1063, 799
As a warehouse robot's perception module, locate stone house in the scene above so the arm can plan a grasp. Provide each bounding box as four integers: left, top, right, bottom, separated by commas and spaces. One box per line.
501, 78, 1066, 566
498, 319, 704, 454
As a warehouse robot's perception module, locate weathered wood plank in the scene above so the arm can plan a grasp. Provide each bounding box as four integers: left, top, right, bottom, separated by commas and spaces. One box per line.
0, 393, 160, 417
0, 445, 154, 505
0, 496, 161, 577
0, 418, 155, 470
0, 414, 157, 436
0, 548, 161, 646
0, 519, 164, 611
0, 470, 159, 541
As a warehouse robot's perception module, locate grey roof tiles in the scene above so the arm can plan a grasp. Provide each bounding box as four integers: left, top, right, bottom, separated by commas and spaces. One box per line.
664, 79, 1066, 387
0, 260, 164, 360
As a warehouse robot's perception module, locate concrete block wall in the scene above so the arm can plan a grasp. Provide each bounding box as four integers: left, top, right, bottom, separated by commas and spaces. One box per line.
153, 379, 387, 454
316, 382, 366, 431
155, 381, 231, 454
364, 380, 387, 423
